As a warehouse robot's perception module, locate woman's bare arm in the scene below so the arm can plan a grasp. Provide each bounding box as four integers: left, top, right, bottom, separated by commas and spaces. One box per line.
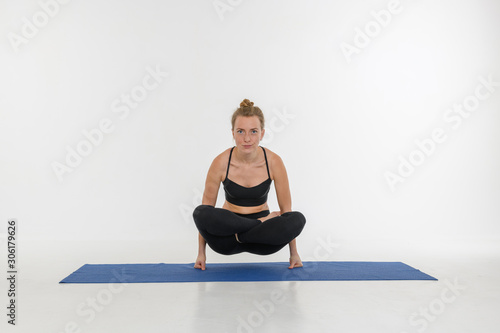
271, 152, 292, 214
201, 153, 224, 207
269, 149, 303, 268
194, 151, 226, 270
194, 233, 207, 270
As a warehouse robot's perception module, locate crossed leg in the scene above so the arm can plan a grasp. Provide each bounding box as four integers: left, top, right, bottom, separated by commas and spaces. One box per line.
193, 205, 306, 255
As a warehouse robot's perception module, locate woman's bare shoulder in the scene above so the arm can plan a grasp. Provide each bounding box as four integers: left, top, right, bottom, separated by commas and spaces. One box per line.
262, 146, 283, 164
262, 147, 286, 180
214, 147, 232, 161
210, 147, 233, 171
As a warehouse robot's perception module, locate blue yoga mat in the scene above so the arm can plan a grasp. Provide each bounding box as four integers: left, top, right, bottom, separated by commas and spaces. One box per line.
59, 261, 437, 283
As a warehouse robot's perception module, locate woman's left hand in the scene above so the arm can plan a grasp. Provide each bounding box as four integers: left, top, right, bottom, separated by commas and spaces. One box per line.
289, 254, 303, 269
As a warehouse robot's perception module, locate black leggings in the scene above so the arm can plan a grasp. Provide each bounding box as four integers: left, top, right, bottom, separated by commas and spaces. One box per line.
193, 205, 306, 255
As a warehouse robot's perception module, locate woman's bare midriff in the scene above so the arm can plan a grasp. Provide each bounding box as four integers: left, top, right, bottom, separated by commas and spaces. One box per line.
222, 200, 270, 215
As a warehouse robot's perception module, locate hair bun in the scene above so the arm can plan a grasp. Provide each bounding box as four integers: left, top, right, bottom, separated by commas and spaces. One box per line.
240, 99, 254, 107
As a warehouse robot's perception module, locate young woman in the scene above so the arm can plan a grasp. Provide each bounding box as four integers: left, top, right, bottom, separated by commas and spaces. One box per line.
192, 99, 306, 270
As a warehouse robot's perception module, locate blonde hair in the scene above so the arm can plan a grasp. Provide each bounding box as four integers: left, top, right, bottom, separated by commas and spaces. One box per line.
231, 99, 265, 130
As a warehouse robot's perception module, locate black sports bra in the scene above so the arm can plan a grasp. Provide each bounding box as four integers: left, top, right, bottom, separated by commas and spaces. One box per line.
222, 146, 272, 207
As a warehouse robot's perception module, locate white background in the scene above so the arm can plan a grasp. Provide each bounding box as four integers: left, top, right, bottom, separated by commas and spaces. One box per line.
1, 0, 499, 248
1, 2, 500, 333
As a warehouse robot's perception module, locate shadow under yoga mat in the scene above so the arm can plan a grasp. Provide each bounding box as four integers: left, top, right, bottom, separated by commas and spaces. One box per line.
60, 261, 437, 283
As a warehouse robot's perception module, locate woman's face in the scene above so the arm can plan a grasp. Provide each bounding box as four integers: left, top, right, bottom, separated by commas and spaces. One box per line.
232, 116, 265, 151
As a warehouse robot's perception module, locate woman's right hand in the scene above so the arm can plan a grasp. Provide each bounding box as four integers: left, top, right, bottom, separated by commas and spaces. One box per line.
194, 254, 206, 270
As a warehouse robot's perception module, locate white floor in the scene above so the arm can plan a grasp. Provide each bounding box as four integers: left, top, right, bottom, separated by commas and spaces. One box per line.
1, 238, 499, 333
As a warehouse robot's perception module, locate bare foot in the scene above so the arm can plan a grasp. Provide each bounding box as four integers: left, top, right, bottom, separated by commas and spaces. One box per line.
258, 211, 280, 222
